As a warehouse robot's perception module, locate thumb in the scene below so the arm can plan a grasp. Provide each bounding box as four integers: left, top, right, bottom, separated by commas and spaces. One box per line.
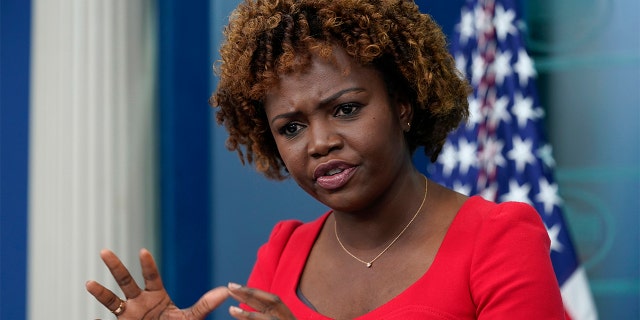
187, 286, 230, 319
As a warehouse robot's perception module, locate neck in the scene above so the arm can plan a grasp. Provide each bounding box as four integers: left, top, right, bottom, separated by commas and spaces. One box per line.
333, 173, 428, 250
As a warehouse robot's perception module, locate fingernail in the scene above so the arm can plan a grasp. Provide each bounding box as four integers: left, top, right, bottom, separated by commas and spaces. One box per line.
229, 305, 243, 314
228, 282, 241, 289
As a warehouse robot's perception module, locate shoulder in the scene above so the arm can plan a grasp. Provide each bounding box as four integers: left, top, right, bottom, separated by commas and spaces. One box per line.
246, 211, 331, 290
429, 195, 550, 269
260, 212, 330, 256
252, 212, 330, 270
427, 185, 542, 234
263, 219, 306, 251
443, 196, 551, 268
460, 196, 545, 230
457, 198, 564, 318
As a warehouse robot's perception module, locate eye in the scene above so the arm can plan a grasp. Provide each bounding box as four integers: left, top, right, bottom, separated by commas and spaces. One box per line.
278, 122, 304, 137
334, 103, 360, 117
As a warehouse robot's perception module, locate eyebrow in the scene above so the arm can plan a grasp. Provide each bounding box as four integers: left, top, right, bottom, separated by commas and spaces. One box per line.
269, 87, 365, 125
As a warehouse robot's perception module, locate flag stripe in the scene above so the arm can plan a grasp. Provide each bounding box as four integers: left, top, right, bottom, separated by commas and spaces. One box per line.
562, 268, 599, 320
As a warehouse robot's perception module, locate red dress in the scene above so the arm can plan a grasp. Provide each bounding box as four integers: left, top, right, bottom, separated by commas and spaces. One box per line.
245, 196, 566, 319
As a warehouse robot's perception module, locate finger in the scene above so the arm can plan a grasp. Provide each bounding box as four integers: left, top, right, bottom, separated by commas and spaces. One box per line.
229, 305, 280, 320
86, 280, 125, 313
139, 248, 164, 291
186, 286, 230, 318
100, 249, 143, 299
228, 283, 293, 318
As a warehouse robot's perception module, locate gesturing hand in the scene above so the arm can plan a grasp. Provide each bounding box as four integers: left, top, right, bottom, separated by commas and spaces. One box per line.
86, 249, 229, 319
227, 283, 297, 320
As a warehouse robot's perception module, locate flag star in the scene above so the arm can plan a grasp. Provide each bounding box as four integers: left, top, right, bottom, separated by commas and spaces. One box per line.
537, 144, 556, 168
471, 52, 486, 85
453, 181, 472, 196
546, 223, 564, 252
507, 136, 536, 172
438, 142, 458, 177
512, 92, 537, 128
467, 97, 483, 127
473, 5, 492, 35
456, 8, 475, 45
480, 137, 506, 176
458, 138, 478, 175
514, 49, 536, 87
493, 4, 517, 41
488, 96, 511, 128
480, 183, 498, 202
492, 49, 512, 85
536, 178, 563, 215
455, 53, 468, 77
500, 179, 532, 204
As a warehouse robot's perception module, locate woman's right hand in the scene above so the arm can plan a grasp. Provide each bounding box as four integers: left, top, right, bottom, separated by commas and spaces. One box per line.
86, 249, 229, 319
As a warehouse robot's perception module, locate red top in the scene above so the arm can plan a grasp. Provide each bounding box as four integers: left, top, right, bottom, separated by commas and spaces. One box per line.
245, 196, 565, 319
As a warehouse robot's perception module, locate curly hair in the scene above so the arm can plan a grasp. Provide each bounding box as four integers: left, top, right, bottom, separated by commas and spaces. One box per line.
211, 0, 471, 180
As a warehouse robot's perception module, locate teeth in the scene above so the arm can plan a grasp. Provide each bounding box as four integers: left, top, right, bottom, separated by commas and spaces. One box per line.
326, 168, 344, 176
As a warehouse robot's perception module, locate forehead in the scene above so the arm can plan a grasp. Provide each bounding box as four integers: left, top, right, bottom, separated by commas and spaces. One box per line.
264, 47, 382, 106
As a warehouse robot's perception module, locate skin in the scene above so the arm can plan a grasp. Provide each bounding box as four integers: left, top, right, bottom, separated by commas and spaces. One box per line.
86, 47, 466, 319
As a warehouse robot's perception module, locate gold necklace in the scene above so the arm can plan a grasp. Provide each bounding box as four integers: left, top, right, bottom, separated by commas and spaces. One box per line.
334, 176, 428, 268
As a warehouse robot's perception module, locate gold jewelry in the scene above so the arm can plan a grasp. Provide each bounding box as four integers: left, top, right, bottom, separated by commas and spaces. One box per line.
111, 299, 126, 316
334, 176, 428, 268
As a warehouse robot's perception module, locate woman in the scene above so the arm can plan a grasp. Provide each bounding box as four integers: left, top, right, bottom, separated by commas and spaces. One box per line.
86, 0, 566, 318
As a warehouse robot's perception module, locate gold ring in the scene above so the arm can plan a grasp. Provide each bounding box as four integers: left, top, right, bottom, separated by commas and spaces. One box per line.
111, 299, 126, 316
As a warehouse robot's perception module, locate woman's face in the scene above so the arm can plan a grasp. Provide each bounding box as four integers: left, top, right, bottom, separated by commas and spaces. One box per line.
264, 48, 414, 213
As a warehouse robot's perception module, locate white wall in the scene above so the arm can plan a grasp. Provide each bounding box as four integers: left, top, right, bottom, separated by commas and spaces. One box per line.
28, 0, 158, 318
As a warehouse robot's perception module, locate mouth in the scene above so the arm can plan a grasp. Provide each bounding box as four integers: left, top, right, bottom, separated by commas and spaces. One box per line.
313, 161, 357, 190
313, 160, 352, 179
325, 168, 345, 176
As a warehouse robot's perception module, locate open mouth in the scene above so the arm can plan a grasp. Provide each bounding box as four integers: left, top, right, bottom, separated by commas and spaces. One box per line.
315, 166, 357, 190
325, 168, 344, 176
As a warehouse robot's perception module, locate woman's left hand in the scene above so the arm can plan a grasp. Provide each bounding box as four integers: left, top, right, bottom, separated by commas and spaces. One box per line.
227, 283, 297, 320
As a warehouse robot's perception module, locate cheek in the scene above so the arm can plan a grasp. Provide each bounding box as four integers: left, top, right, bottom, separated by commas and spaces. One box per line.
369, 125, 407, 164
274, 140, 305, 171
278, 143, 314, 192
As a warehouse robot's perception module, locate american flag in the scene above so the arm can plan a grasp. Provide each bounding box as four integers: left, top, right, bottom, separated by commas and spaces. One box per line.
426, 0, 598, 318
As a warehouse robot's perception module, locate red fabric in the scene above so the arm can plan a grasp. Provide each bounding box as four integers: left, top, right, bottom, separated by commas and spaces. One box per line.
245, 196, 565, 319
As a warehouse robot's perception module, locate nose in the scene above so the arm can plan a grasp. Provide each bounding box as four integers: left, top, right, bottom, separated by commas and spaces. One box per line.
307, 120, 343, 158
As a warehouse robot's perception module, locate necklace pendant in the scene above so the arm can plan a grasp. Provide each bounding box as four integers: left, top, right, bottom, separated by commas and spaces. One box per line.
366, 262, 372, 268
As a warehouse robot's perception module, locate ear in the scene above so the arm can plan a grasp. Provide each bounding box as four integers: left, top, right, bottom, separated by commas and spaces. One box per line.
395, 98, 413, 133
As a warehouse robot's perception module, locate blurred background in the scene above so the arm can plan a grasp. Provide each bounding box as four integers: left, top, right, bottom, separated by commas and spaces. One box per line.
1, 0, 638, 319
